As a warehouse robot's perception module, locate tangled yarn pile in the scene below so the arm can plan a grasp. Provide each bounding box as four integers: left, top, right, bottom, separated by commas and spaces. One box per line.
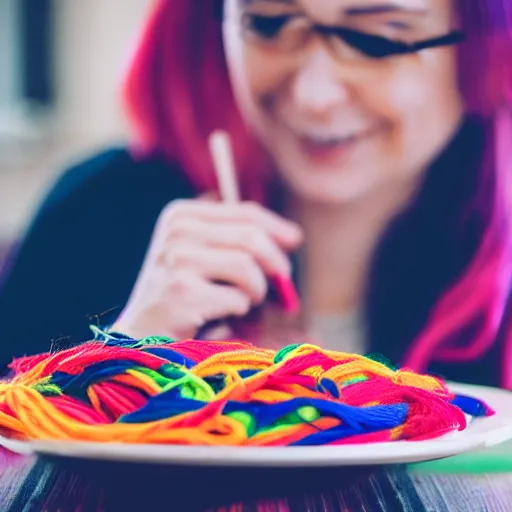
0, 330, 493, 446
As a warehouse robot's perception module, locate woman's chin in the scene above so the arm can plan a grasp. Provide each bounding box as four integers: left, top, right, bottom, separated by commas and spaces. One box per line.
288, 173, 378, 205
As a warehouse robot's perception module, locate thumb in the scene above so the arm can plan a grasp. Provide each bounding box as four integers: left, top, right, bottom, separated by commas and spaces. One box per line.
199, 190, 221, 202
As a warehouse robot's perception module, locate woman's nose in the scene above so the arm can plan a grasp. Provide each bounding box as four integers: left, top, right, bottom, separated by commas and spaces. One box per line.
290, 48, 351, 116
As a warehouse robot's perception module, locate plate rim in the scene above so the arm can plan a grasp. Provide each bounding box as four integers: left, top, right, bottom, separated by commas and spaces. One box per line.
2, 381, 512, 467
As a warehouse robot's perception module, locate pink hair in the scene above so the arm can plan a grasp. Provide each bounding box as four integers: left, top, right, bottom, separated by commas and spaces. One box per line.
403, 1, 512, 384
121, 0, 269, 202
121, 0, 512, 386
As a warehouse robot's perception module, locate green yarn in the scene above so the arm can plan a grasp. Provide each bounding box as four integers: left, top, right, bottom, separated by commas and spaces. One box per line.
364, 352, 397, 370
343, 375, 369, 386
267, 406, 320, 431
33, 381, 62, 396
134, 365, 215, 401
259, 423, 291, 435
161, 371, 216, 401
227, 411, 257, 436
122, 336, 174, 350
134, 366, 173, 389
159, 364, 187, 381
137, 336, 175, 347
257, 407, 319, 435
89, 325, 174, 348
274, 344, 302, 364
179, 385, 195, 399
297, 406, 320, 423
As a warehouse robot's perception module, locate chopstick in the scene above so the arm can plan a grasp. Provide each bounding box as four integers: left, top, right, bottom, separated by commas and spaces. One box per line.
208, 130, 300, 315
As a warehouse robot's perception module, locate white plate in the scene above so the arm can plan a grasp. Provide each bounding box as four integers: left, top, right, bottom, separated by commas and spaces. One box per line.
1, 382, 512, 467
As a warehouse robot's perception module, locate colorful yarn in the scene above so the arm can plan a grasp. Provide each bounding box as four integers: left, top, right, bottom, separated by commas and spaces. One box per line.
0, 330, 494, 446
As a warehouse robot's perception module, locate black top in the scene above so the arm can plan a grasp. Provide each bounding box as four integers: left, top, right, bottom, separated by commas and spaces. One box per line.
0, 118, 504, 385
0, 149, 196, 369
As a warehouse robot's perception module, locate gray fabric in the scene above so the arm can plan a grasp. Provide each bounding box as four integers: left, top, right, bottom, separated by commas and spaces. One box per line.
309, 311, 367, 354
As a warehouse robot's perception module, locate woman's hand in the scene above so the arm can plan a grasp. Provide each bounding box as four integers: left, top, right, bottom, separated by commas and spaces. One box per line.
110, 198, 303, 340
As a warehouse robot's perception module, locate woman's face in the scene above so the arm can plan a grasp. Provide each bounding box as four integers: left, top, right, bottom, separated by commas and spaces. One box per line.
223, 0, 464, 204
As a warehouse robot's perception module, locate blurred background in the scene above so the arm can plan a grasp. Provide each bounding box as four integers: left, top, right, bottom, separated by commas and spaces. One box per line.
0, 0, 152, 266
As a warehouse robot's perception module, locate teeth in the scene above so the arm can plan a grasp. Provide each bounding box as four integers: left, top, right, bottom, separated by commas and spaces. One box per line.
308, 134, 354, 144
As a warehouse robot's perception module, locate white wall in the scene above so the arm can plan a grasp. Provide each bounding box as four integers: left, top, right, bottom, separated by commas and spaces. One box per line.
53, 0, 153, 146
0, 0, 154, 240
0, 0, 19, 110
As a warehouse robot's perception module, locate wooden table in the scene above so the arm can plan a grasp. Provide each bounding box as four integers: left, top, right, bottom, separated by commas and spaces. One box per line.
2, 447, 512, 511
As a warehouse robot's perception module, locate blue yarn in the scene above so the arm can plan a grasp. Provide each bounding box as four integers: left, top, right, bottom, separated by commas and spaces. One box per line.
103, 336, 139, 348
238, 369, 261, 378
119, 391, 206, 423
51, 360, 137, 390
291, 424, 385, 446
90, 325, 137, 346
290, 404, 409, 445
143, 348, 196, 369
223, 398, 408, 431
203, 374, 226, 394
119, 394, 408, 433
316, 378, 340, 398
450, 395, 489, 417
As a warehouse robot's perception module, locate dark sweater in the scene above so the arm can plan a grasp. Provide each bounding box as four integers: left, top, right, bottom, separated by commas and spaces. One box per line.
0, 149, 196, 369
0, 120, 504, 385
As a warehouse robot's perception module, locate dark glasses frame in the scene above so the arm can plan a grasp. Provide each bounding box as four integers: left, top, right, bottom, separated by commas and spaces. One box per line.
215, 1, 465, 60
313, 26, 465, 58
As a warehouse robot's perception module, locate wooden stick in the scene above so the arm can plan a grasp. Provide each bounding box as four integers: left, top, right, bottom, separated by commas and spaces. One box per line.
208, 130, 240, 203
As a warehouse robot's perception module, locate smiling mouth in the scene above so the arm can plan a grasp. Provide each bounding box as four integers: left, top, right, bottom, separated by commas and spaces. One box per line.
294, 129, 373, 162
300, 133, 361, 147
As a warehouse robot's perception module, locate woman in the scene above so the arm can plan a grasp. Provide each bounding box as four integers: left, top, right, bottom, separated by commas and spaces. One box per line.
0, 0, 510, 387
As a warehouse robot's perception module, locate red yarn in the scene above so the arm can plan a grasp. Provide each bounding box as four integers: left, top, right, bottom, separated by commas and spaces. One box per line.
338, 376, 466, 440
0, 401, 16, 418
12, 343, 105, 378
398, 388, 467, 440
47, 396, 110, 425
274, 353, 340, 377
92, 382, 148, 421
266, 375, 318, 392
166, 340, 262, 363
8, 352, 51, 375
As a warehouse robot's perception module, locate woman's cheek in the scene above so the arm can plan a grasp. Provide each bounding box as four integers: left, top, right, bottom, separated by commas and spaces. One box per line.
387, 62, 433, 112
244, 48, 295, 99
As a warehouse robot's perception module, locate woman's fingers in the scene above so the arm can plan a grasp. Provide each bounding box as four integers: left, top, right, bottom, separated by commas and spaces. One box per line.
162, 200, 303, 249
167, 219, 293, 277
197, 280, 253, 322
167, 244, 268, 304
112, 198, 304, 341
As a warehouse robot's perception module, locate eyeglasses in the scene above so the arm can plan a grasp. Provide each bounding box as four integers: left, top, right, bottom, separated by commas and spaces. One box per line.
240, 13, 465, 61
